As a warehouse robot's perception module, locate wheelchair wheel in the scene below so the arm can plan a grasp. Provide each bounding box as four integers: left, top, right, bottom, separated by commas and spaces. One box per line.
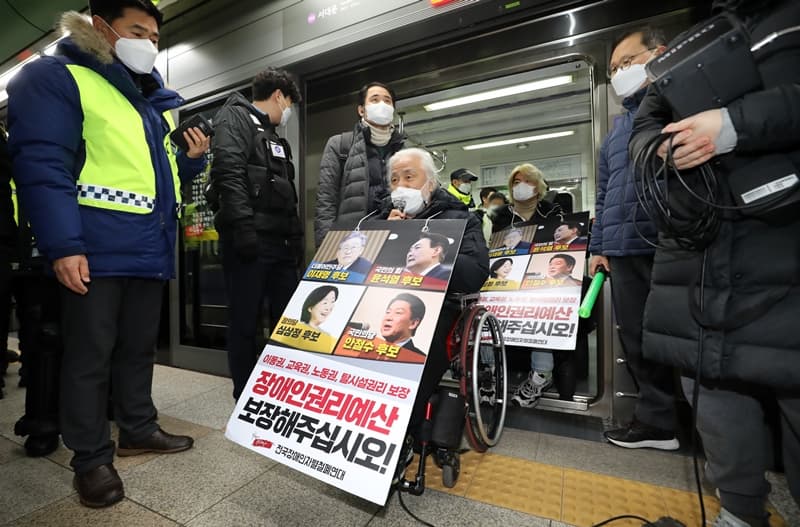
459, 305, 507, 452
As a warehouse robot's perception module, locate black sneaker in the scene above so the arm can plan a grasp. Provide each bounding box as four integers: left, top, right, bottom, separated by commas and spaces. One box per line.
604, 419, 679, 450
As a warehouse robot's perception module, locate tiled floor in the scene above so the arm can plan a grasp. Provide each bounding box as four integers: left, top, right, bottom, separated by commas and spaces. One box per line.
1, 361, 797, 527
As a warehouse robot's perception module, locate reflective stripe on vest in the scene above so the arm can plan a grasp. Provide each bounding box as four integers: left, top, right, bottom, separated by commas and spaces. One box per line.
65, 64, 180, 215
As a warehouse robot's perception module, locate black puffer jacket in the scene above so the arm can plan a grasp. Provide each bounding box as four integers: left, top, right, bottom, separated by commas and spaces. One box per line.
209, 92, 302, 241
490, 199, 562, 232
377, 187, 489, 295
629, 0, 800, 389
315, 122, 404, 246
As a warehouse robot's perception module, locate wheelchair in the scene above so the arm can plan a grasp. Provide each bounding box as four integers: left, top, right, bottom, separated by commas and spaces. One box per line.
397, 293, 508, 494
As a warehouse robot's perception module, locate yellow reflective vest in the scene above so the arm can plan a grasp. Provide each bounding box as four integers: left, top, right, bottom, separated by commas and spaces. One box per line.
64, 64, 181, 214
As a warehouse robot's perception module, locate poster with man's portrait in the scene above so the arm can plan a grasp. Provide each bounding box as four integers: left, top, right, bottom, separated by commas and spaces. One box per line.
270, 282, 366, 354
529, 212, 590, 255
226, 219, 466, 508
304, 230, 390, 284
479, 213, 589, 350
333, 287, 443, 365
365, 220, 465, 292
488, 223, 536, 257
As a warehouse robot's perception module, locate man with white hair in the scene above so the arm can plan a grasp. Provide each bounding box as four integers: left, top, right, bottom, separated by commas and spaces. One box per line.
379, 147, 489, 475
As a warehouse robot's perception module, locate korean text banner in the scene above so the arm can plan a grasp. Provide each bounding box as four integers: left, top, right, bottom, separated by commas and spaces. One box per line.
479, 212, 590, 350
226, 219, 466, 505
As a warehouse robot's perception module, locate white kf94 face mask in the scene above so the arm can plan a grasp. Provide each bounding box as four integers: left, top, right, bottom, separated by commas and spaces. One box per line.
611, 63, 648, 98
365, 101, 394, 126
100, 17, 159, 74
391, 186, 426, 216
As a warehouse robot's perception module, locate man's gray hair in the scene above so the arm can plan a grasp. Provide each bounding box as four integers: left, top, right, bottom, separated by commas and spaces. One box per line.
341, 231, 367, 247
386, 148, 439, 187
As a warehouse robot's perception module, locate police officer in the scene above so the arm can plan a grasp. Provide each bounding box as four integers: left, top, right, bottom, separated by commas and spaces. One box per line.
7, 0, 209, 508
207, 68, 303, 401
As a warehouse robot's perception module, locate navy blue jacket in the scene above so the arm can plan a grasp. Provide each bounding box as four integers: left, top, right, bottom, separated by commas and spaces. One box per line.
589, 89, 657, 257
7, 32, 205, 279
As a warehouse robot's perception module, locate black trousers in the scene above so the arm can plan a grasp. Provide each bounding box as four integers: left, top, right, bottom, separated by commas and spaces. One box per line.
60, 277, 163, 473
609, 254, 677, 431
13, 275, 62, 438
407, 303, 460, 442
222, 238, 298, 400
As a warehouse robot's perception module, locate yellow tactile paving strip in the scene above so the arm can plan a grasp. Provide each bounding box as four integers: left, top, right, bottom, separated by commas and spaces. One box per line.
406, 451, 785, 527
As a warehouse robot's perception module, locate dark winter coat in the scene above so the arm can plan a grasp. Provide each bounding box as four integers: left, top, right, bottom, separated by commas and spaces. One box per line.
377, 187, 489, 296
315, 123, 404, 246
490, 199, 562, 233
6, 13, 205, 279
0, 132, 17, 257
589, 88, 658, 256
209, 92, 302, 244
629, 0, 800, 389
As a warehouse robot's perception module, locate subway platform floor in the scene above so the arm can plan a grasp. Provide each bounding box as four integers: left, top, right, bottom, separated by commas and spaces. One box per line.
1, 357, 797, 527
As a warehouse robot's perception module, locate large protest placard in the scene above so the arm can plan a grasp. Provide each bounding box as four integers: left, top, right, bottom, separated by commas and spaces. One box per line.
226, 219, 466, 505
479, 212, 589, 350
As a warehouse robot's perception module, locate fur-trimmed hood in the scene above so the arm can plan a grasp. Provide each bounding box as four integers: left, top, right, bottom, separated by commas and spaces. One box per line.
59, 11, 114, 65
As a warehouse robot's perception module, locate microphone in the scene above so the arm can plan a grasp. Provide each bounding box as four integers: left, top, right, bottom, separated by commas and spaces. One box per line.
392, 199, 406, 213
347, 321, 370, 331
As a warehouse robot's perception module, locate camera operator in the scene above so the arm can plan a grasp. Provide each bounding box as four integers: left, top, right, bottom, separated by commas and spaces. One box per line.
629, 1, 800, 525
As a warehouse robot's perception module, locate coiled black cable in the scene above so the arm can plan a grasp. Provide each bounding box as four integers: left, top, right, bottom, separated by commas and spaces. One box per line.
631, 132, 721, 251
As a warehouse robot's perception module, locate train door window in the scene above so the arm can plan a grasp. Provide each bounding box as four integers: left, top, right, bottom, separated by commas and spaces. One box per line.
395, 60, 598, 401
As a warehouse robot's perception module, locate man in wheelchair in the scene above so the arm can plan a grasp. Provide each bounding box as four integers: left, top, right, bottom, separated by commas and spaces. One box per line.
378, 147, 490, 488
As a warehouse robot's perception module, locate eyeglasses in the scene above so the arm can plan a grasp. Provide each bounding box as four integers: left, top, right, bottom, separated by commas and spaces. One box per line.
607, 49, 655, 79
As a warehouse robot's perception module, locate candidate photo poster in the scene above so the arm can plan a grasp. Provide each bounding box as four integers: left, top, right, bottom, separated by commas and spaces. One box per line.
271, 282, 366, 354
365, 221, 465, 292
480, 212, 589, 350
226, 219, 467, 507
488, 223, 537, 258
304, 230, 390, 284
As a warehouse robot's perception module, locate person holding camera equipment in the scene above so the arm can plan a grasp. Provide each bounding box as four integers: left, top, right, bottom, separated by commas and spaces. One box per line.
629, 1, 800, 525
207, 68, 303, 402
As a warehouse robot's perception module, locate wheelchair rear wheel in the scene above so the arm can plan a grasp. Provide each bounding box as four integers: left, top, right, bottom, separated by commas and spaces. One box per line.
459, 305, 507, 452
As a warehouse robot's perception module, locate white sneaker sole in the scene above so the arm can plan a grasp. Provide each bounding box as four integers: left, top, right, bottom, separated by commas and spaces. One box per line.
605, 437, 680, 451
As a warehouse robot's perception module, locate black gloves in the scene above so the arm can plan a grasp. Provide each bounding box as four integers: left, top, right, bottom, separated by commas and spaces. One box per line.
232, 220, 258, 262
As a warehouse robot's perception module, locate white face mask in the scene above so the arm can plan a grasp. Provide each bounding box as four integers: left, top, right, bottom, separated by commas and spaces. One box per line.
512, 182, 536, 202
278, 96, 292, 127
611, 63, 648, 98
457, 183, 472, 194
100, 18, 158, 74
391, 186, 426, 216
364, 101, 394, 126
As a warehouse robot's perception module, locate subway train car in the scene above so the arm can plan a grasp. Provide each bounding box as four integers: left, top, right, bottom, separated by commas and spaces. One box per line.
0, 0, 796, 525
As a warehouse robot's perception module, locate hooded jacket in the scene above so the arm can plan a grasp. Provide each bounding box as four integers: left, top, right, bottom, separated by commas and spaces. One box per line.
589, 88, 658, 257
629, 0, 800, 389
315, 122, 404, 246
6, 12, 205, 279
377, 186, 489, 296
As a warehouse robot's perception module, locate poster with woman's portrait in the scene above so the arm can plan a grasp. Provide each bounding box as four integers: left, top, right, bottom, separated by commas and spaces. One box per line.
270, 282, 366, 354
481, 254, 530, 291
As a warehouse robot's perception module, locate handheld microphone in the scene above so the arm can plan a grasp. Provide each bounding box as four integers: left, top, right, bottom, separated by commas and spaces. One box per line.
392, 199, 406, 213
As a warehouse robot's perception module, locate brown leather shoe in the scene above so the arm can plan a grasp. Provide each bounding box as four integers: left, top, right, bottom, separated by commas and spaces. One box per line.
73, 463, 124, 508
117, 427, 194, 457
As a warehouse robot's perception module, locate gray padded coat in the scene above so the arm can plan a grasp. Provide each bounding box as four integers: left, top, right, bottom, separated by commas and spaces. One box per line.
314, 123, 403, 246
